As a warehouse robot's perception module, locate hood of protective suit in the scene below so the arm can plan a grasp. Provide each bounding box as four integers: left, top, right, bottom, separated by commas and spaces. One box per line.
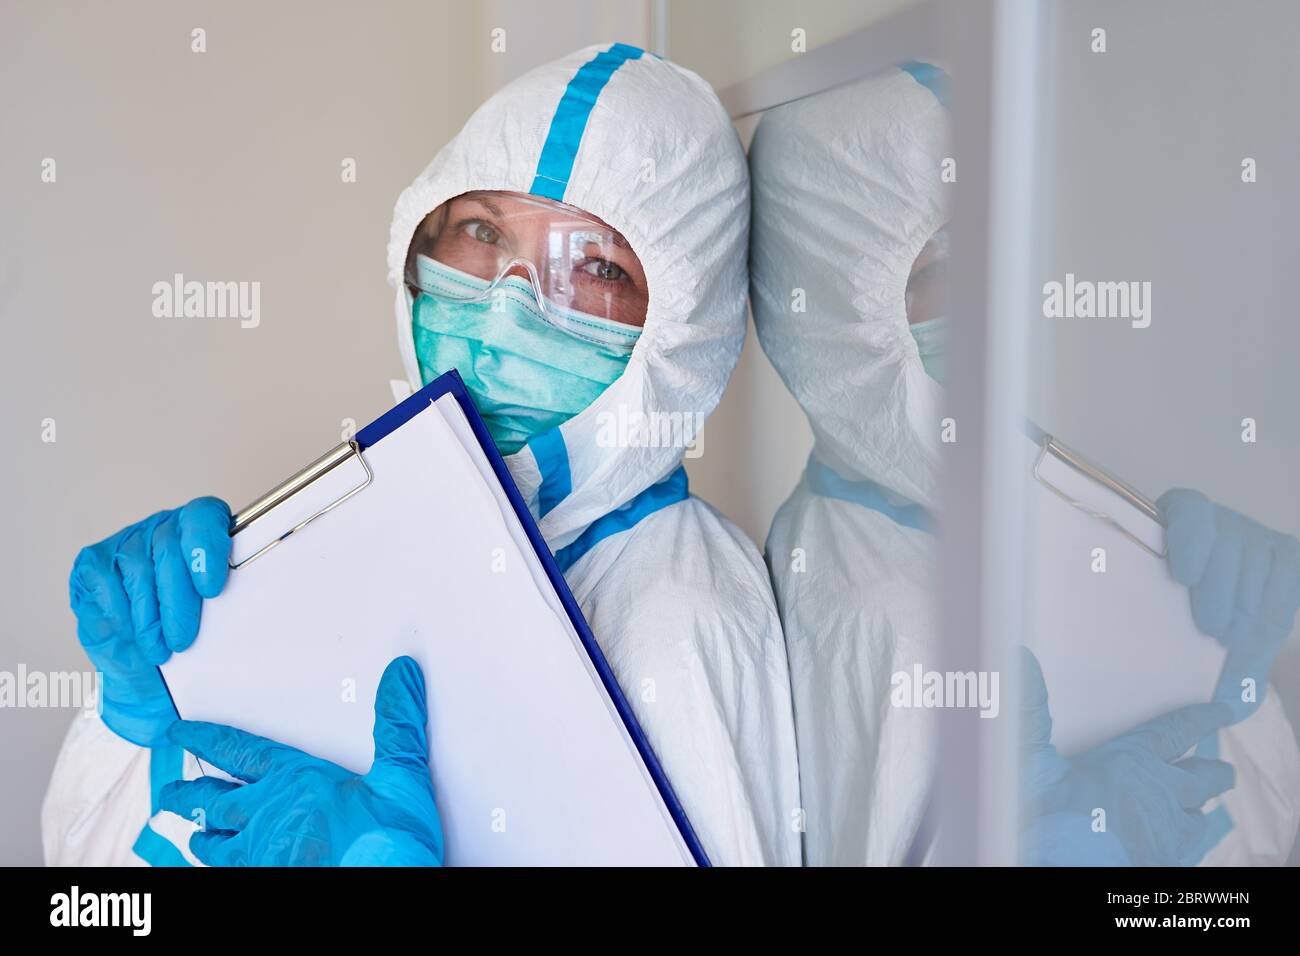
750, 65, 948, 509
389, 44, 749, 549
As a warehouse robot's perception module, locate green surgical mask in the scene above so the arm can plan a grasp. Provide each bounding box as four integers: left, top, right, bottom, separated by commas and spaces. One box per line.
411, 257, 641, 455
909, 316, 947, 385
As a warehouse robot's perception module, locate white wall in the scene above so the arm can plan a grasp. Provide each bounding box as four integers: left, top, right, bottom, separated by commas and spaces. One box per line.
482, 0, 653, 88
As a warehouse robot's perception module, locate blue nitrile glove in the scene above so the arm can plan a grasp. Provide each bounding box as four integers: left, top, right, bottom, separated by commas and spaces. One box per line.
160, 656, 443, 867
1159, 489, 1300, 719
68, 497, 232, 747
1018, 647, 1236, 866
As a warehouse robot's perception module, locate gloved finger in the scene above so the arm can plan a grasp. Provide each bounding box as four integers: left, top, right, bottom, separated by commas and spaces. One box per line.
159, 776, 242, 828
370, 656, 431, 775
1158, 489, 1216, 587
1230, 609, 1287, 674
189, 827, 242, 867
1232, 527, 1272, 629
340, 830, 443, 867
1216, 638, 1274, 717
69, 539, 133, 648
151, 514, 203, 653
1170, 756, 1235, 808
115, 526, 161, 648
168, 720, 305, 784
1188, 531, 1242, 642
113, 519, 169, 665
1179, 805, 1234, 866
1262, 533, 1300, 630
1173, 809, 1210, 865
1210, 532, 1300, 702
1016, 646, 1055, 752
1124, 700, 1236, 762
178, 497, 232, 599
204, 777, 274, 832
263, 829, 334, 867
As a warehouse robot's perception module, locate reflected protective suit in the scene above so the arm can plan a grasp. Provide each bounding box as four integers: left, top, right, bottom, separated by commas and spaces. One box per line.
42, 43, 800, 867
908, 317, 947, 385
751, 65, 950, 866
752, 65, 1297, 866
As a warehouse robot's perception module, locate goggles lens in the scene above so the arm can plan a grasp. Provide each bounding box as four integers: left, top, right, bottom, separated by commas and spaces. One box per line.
405, 190, 649, 327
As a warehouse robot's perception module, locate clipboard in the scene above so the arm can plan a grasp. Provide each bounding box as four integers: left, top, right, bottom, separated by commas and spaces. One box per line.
160, 370, 708, 866
1027, 421, 1165, 559
1020, 422, 1227, 755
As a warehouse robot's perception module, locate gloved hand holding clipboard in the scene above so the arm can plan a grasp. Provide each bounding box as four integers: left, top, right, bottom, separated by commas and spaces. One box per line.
159, 370, 707, 866
1021, 424, 1300, 865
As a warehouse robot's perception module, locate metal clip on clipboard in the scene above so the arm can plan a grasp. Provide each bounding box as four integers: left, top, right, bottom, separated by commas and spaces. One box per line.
1031, 433, 1167, 559
228, 440, 374, 570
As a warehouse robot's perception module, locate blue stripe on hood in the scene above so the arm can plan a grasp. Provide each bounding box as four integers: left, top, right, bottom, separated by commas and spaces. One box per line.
900, 60, 950, 108
530, 43, 645, 201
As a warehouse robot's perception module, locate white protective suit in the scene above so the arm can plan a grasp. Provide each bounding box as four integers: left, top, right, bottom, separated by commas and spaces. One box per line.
751, 66, 947, 866
751, 65, 1300, 866
43, 43, 801, 867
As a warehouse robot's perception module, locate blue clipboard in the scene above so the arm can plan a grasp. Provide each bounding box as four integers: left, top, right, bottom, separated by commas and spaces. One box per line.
217, 369, 710, 866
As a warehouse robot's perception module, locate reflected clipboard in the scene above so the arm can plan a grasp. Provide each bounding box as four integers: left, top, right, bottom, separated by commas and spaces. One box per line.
1021, 423, 1226, 755
159, 370, 707, 866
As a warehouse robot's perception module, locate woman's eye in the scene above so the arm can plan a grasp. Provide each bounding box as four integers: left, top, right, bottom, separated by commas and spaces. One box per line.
582, 259, 625, 282
462, 221, 500, 244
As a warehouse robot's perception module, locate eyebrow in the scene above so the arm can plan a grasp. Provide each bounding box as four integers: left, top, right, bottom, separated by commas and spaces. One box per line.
463, 193, 633, 251
464, 194, 506, 218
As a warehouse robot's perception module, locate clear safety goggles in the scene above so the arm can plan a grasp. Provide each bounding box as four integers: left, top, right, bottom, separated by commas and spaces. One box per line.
405, 190, 650, 328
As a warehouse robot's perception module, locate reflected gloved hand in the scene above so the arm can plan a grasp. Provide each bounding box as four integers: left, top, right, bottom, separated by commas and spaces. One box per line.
1018, 647, 1236, 866
68, 497, 232, 746
1159, 489, 1300, 718
160, 656, 443, 867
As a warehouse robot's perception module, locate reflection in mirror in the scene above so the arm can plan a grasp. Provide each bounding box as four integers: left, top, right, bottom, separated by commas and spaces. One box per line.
905, 227, 948, 326
751, 4, 1300, 870
749, 62, 951, 865
906, 227, 949, 383
1017, 1, 1300, 869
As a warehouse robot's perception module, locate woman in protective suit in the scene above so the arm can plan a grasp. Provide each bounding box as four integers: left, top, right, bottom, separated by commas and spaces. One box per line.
43, 44, 801, 867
